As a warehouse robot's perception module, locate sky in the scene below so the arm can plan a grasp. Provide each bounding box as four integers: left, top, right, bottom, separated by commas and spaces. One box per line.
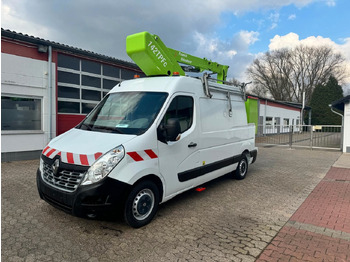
2, 0, 350, 93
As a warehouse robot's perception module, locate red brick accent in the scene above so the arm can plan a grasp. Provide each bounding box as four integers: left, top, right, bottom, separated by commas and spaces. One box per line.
291, 168, 350, 233
257, 227, 350, 262
325, 167, 350, 181
258, 167, 350, 262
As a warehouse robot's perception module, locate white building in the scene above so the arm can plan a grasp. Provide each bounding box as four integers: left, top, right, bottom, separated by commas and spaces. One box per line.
246, 95, 310, 136
1, 29, 143, 161
331, 95, 350, 153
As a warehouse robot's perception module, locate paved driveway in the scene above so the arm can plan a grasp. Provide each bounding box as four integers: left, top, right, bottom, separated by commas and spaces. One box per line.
2, 147, 341, 262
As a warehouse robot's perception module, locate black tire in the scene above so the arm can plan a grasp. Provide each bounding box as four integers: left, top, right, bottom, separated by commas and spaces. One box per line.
124, 180, 159, 228
234, 155, 248, 180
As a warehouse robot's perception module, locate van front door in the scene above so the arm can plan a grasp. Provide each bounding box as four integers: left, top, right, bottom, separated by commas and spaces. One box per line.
157, 94, 200, 199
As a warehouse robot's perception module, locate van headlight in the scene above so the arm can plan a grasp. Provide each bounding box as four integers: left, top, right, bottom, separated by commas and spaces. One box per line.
81, 145, 125, 186
39, 158, 44, 173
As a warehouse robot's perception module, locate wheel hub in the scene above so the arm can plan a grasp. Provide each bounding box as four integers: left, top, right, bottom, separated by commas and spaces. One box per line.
240, 161, 247, 175
132, 189, 154, 220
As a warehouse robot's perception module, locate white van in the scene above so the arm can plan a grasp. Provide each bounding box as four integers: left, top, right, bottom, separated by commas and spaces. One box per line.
37, 75, 257, 228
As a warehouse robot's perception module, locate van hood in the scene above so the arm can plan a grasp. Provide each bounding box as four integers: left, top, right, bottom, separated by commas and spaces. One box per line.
42, 128, 136, 166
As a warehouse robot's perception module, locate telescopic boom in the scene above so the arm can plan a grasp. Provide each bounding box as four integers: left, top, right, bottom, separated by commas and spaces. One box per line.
126, 31, 229, 82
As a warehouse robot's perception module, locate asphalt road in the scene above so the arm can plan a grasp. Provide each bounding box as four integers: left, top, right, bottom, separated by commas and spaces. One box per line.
1, 147, 341, 262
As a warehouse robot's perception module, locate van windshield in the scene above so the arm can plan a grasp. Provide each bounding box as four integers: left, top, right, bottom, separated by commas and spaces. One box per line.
78, 92, 168, 135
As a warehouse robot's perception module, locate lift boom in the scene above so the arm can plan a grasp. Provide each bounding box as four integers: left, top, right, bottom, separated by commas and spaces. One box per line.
126, 32, 229, 82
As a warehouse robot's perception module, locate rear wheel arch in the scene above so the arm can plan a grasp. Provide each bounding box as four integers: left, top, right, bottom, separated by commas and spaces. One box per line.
242, 149, 250, 157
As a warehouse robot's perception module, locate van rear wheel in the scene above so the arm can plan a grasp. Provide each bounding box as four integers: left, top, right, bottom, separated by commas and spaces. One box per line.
234, 155, 248, 180
124, 180, 159, 228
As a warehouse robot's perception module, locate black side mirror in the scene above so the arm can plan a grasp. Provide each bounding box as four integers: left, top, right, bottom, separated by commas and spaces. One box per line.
157, 118, 181, 143
157, 124, 167, 143
166, 118, 181, 141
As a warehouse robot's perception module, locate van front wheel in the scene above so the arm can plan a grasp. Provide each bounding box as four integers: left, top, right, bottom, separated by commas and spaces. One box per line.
234, 155, 248, 180
124, 180, 159, 228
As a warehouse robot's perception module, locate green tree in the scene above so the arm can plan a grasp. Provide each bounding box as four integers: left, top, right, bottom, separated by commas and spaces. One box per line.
309, 76, 343, 125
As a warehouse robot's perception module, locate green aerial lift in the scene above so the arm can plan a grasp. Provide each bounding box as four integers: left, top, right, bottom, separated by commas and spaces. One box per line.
126, 31, 257, 132
126, 31, 229, 82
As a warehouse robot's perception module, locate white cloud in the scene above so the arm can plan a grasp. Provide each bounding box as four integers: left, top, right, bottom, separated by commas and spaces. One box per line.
192, 30, 259, 81
288, 14, 297, 20
326, 0, 336, 7
269, 32, 341, 51
269, 33, 344, 51
239, 31, 260, 45
267, 12, 280, 30
270, 23, 278, 30
269, 12, 280, 22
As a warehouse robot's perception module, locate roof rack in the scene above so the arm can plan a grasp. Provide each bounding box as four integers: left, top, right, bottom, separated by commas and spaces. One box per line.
201, 73, 247, 117
202, 73, 246, 99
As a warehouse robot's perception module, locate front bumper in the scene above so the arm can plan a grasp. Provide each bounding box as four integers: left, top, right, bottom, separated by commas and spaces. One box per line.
37, 168, 131, 218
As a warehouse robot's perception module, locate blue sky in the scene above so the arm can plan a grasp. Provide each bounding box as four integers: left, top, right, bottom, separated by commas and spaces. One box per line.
1, 0, 350, 90
217, 1, 350, 53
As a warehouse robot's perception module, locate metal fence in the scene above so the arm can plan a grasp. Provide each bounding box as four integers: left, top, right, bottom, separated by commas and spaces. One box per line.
255, 125, 342, 150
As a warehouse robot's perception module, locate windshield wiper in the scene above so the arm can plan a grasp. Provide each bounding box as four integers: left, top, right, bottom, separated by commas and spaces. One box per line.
80, 123, 93, 130
92, 125, 125, 134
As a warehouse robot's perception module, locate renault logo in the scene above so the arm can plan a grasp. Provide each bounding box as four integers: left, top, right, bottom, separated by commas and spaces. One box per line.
52, 159, 60, 176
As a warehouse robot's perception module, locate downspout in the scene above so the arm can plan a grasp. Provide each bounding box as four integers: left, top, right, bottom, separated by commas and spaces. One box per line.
48, 45, 53, 141
300, 91, 305, 130
264, 99, 267, 135
329, 104, 344, 151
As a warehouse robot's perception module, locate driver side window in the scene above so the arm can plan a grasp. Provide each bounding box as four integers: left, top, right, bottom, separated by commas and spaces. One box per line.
161, 96, 194, 133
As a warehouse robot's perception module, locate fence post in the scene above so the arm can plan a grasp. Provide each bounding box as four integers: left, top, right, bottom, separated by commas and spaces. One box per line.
310, 125, 313, 150
289, 120, 294, 148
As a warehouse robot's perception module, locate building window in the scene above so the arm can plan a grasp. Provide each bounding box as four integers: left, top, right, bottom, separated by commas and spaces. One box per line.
103, 64, 120, 78
265, 117, 273, 126
283, 118, 290, 126
57, 54, 139, 115
58, 54, 80, 70
82, 89, 101, 101
103, 79, 119, 90
58, 86, 80, 99
82, 75, 101, 88
58, 71, 80, 85
82, 103, 97, 114
1, 96, 41, 131
121, 68, 137, 80
58, 101, 80, 113
82, 59, 101, 74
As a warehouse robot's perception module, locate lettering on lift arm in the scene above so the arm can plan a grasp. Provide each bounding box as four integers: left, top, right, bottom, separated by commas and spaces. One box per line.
148, 41, 167, 67
178, 51, 192, 64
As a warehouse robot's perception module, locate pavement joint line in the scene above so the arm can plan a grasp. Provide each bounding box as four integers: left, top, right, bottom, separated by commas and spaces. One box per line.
323, 178, 350, 182
286, 220, 350, 241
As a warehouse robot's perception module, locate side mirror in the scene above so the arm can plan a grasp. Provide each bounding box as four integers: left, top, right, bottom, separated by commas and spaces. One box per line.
166, 118, 181, 141
157, 118, 181, 143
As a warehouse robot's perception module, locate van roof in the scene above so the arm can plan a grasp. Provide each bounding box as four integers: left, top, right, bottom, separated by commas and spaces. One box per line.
110, 76, 200, 94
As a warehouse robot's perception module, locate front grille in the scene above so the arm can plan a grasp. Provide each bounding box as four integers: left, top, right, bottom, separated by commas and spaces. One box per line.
42, 162, 85, 192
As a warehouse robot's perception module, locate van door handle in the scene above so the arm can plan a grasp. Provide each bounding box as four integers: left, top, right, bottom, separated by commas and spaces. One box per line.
188, 142, 197, 148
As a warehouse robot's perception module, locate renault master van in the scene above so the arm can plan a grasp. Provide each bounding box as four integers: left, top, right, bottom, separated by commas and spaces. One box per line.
37, 74, 257, 228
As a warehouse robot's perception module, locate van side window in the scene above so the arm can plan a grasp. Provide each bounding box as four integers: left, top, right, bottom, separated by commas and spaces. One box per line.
162, 96, 194, 133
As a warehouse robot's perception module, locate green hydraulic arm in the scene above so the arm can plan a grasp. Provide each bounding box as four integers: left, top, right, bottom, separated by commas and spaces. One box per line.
126, 31, 229, 82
